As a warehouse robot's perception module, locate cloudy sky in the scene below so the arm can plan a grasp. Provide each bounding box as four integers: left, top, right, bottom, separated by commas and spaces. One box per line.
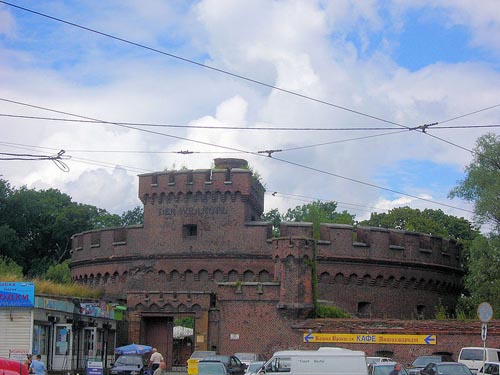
1, 1, 500, 224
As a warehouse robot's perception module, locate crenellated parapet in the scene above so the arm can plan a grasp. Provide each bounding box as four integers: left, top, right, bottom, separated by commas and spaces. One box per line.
138, 158, 265, 220
278, 222, 461, 270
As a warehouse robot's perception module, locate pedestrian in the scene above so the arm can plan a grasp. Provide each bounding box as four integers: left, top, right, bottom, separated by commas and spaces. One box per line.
29, 355, 47, 375
149, 348, 163, 371
153, 361, 168, 375
389, 363, 402, 375
24, 354, 33, 374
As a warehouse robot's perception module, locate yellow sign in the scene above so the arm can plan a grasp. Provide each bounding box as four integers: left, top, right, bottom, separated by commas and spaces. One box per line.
303, 333, 436, 345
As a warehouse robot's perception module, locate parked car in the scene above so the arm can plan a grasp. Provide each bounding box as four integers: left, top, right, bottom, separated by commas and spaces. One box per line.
234, 353, 266, 367
0, 358, 29, 375
110, 354, 148, 375
245, 361, 265, 375
459, 348, 500, 374
198, 361, 229, 375
367, 357, 394, 366
189, 351, 217, 362
202, 355, 247, 375
368, 362, 409, 375
420, 362, 472, 375
478, 362, 500, 375
407, 355, 454, 375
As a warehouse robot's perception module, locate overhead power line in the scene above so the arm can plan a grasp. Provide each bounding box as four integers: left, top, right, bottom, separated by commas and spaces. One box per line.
0, 97, 474, 214
0, 113, 407, 131
0, 0, 407, 129
2, 113, 500, 131
0, 149, 70, 171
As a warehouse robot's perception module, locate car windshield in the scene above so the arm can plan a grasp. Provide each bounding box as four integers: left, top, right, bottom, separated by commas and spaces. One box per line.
115, 356, 144, 366
235, 353, 256, 361
198, 362, 226, 375
373, 365, 409, 375
461, 350, 485, 361
191, 352, 216, 360
247, 362, 265, 372
204, 356, 230, 364
437, 365, 472, 375
413, 357, 441, 367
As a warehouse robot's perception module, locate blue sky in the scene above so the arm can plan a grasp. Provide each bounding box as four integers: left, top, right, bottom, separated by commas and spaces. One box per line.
1, 0, 500, 224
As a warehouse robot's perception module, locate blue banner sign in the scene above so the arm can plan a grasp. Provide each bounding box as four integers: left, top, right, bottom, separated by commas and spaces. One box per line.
0, 282, 35, 307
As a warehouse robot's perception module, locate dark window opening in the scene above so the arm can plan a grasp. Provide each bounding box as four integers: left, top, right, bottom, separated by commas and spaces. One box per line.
357, 302, 371, 318
417, 305, 425, 318
151, 174, 158, 185
210, 293, 217, 308
187, 172, 193, 184
183, 224, 197, 237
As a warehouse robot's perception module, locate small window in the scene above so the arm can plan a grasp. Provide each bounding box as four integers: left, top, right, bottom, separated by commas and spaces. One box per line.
183, 224, 197, 237
417, 305, 426, 318
357, 302, 371, 318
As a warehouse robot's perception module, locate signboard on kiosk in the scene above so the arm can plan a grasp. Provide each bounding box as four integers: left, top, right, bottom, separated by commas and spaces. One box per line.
0, 282, 35, 307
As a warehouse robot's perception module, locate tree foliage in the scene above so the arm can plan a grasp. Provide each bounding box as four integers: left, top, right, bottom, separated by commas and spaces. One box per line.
45, 260, 72, 284
461, 234, 500, 318
0, 178, 143, 276
359, 206, 479, 241
449, 133, 500, 232
262, 201, 355, 238
448, 133, 500, 317
0, 256, 23, 278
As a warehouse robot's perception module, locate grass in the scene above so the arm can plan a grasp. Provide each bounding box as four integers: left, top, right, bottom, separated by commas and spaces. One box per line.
0, 272, 103, 299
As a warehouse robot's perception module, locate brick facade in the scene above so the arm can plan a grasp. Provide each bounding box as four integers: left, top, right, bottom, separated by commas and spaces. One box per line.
70, 158, 472, 362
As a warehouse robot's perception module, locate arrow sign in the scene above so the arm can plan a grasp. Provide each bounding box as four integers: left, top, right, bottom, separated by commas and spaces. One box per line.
304, 333, 315, 343
424, 335, 436, 345
303, 333, 436, 345
482, 323, 488, 341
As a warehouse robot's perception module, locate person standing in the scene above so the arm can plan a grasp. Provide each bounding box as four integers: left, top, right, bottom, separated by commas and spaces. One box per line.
153, 361, 168, 375
389, 363, 402, 375
29, 355, 47, 375
149, 348, 164, 371
24, 354, 33, 373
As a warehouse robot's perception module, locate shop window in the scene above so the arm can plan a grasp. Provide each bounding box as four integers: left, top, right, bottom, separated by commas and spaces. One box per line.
32, 324, 49, 356
183, 224, 197, 237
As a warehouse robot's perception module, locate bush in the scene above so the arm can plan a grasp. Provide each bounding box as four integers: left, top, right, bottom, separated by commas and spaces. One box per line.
316, 304, 351, 318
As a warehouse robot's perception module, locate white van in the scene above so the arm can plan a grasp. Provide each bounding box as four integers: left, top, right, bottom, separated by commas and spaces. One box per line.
258, 347, 368, 375
459, 347, 500, 373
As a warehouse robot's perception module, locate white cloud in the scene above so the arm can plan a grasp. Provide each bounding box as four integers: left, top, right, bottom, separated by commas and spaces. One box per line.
0, 0, 499, 227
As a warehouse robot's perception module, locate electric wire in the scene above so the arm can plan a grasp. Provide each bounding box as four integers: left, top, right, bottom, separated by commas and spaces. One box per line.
3, 2, 500, 161
279, 130, 408, 152
0, 142, 150, 173
0, 0, 408, 129
0, 98, 474, 214
265, 191, 390, 213
437, 103, 500, 125
2, 113, 500, 131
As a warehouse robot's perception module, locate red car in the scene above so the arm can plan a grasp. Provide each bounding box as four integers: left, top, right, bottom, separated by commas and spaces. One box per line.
0, 358, 29, 375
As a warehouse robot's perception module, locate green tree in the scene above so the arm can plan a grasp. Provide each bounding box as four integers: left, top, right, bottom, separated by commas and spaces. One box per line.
0, 256, 23, 278
45, 260, 72, 284
449, 133, 500, 232
263, 201, 355, 239
261, 208, 282, 237
448, 133, 500, 317
359, 207, 479, 241
462, 234, 500, 317
0, 179, 139, 276
121, 206, 144, 226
